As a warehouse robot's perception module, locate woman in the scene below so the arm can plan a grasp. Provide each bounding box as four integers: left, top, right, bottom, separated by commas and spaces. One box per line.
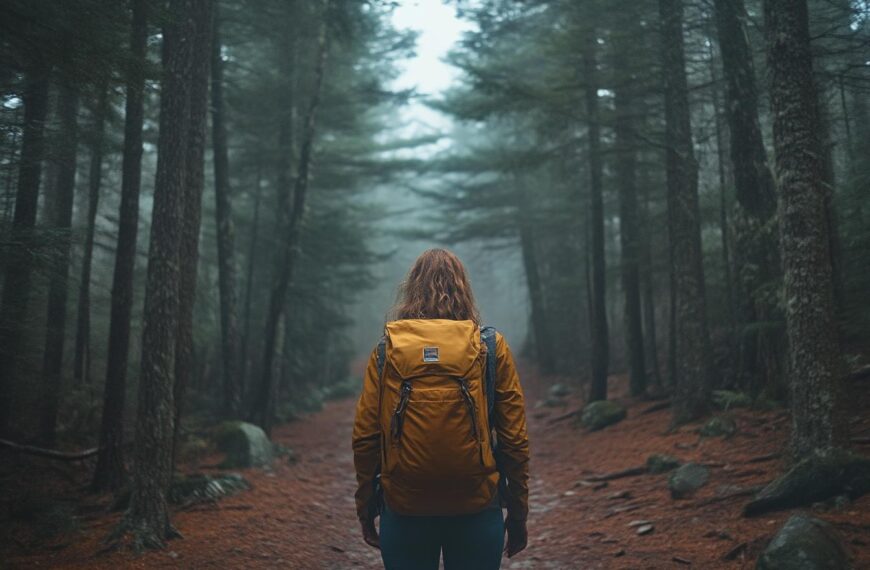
352, 248, 530, 570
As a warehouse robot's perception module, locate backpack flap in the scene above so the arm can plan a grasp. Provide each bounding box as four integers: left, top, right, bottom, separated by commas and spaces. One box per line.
384, 319, 481, 379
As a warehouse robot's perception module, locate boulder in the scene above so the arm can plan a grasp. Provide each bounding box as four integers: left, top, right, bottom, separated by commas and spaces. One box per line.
756, 515, 849, 570
647, 453, 681, 474
215, 421, 274, 468
580, 400, 627, 431
700, 416, 737, 438
744, 449, 870, 516
668, 463, 709, 499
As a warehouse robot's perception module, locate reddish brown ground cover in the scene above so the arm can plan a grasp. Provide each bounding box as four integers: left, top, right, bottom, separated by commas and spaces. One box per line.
2, 368, 869, 569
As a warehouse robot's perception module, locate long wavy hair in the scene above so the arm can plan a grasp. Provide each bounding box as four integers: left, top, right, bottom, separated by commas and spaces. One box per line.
389, 248, 481, 326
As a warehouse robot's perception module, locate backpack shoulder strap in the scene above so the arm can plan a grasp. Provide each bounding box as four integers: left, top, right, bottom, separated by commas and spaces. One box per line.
376, 335, 387, 379
480, 326, 498, 424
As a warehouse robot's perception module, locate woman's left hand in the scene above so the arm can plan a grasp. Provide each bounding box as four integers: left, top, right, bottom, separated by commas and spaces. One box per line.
361, 518, 380, 549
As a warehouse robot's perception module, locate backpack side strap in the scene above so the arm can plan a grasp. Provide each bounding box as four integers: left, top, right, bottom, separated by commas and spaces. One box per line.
376, 336, 387, 380
480, 325, 498, 424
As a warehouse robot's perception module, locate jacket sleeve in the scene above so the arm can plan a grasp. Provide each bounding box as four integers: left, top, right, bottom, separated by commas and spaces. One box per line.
352, 347, 381, 522
492, 333, 530, 521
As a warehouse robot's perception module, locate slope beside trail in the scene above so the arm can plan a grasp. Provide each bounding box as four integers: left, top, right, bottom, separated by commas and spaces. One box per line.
4, 367, 870, 569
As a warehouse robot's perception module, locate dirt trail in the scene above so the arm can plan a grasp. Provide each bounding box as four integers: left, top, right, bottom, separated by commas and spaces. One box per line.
5, 370, 870, 569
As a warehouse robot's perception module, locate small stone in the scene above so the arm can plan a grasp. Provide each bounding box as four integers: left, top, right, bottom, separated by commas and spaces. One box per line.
668, 463, 710, 499
636, 524, 654, 535
647, 453, 681, 474
613, 549, 626, 557
548, 383, 572, 399
628, 519, 651, 527
699, 416, 737, 438
609, 490, 632, 500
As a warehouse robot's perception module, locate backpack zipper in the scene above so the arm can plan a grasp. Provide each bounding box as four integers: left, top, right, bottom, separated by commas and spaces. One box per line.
390, 380, 412, 442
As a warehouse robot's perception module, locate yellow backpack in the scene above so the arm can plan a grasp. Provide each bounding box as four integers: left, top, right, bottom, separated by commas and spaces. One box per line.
375, 319, 501, 516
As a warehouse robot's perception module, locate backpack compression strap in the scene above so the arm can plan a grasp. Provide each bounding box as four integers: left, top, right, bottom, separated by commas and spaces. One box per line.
375, 328, 498, 424
376, 336, 387, 379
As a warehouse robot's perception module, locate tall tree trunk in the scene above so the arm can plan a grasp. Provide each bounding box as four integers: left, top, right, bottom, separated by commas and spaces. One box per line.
582, 31, 609, 402
517, 195, 555, 373
172, 0, 213, 469
92, 0, 148, 493
660, 0, 713, 424
39, 64, 80, 446
211, 6, 242, 419
612, 25, 647, 398
639, 178, 662, 389
73, 83, 110, 386
113, 0, 197, 550
763, 0, 842, 457
240, 163, 262, 390
0, 62, 49, 438
713, 0, 783, 396
250, 0, 330, 436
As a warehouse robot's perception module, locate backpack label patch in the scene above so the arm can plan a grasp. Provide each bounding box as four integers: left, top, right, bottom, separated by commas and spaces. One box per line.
422, 346, 440, 362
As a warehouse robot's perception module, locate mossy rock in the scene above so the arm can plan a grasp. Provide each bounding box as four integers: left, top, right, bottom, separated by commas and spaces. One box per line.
756, 515, 848, 569
215, 421, 274, 468
712, 390, 752, 410
668, 463, 710, 499
548, 383, 572, 399
298, 392, 324, 413
647, 453, 681, 474
700, 415, 737, 438
580, 400, 627, 431
325, 377, 360, 401
744, 449, 870, 516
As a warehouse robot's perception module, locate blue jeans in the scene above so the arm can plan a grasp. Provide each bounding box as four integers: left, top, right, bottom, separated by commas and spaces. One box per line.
379, 506, 504, 570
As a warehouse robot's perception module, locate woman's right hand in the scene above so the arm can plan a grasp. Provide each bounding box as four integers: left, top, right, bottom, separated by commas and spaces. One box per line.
361, 518, 380, 549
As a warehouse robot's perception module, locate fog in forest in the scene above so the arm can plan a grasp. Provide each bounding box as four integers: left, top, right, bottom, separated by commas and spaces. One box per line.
2, 0, 870, 567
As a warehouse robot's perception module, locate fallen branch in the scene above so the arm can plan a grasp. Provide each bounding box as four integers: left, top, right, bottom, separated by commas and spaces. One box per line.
586, 466, 647, 482
0, 438, 99, 461
848, 364, 870, 382
745, 452, 780, 464
697, 485, 763, 506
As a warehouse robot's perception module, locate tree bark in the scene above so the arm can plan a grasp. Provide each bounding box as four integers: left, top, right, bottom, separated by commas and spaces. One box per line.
73, 83, 110, 386
581, 30, 609, 402
172, 0, 213, 469
762, 0, 843, 457
39, 62, 80, 446
518, 206, 554, 374
240, 163, 262, 391
659, 0, 713, 424
92, 0, 148, 493
250, 0, 330, 436
713, 0, 783, 396
611, 25, 647, 398
114, 0, 197, 550
0, 61, 49, 438
211, 6, 242, 418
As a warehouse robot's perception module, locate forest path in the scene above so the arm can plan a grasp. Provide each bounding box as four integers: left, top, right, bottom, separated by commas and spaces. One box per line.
8, 370, 870, 569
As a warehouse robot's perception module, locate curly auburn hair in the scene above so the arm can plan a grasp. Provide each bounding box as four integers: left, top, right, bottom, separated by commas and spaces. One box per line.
390, 248, 482, 326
